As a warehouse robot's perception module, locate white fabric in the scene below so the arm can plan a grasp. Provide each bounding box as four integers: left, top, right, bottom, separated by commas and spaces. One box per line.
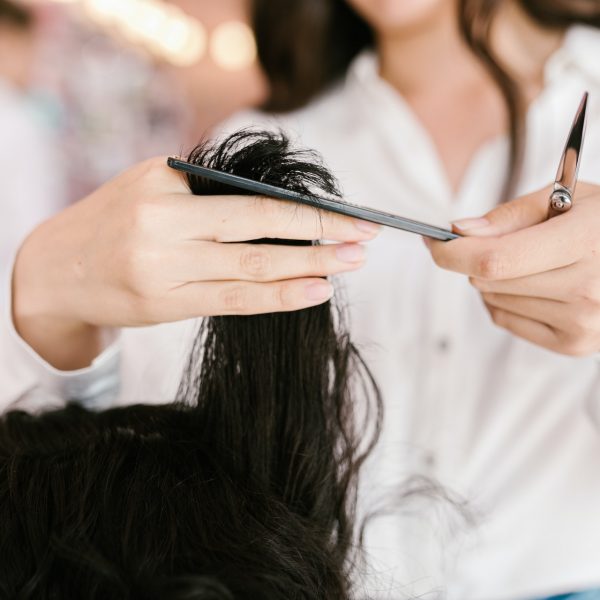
0, 80, 70, 408
2, 25, 600, 600
0, 81, 65, 289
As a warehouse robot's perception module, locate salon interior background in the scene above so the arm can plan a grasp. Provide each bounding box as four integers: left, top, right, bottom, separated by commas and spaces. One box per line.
15, 0, 266, 202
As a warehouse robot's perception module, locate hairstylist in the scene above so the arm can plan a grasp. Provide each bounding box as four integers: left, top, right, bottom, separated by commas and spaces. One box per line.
3, 0, 600, 598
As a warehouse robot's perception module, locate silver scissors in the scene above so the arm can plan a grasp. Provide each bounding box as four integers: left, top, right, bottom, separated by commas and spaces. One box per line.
548, 92, 589, 218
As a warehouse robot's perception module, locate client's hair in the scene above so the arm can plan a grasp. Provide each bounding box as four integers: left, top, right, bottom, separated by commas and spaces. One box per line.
0, 131, 382, 599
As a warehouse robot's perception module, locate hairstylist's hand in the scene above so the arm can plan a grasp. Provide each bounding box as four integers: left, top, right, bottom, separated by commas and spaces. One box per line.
13, 158, 380, 370
426, 182, 600, 356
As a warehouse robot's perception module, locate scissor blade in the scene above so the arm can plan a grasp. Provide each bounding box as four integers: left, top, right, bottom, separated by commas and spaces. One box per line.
555, 91, 588, 195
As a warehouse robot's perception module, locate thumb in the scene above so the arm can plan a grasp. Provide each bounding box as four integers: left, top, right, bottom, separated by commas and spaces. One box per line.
452, 186, 551, 237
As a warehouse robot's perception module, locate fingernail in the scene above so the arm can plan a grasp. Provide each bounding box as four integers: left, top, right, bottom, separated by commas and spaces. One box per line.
336, 243, 366, 263
305, 281, 334, 302
355, 219, 381, 235
451, 217, 490, 233
422, 237, 432, 249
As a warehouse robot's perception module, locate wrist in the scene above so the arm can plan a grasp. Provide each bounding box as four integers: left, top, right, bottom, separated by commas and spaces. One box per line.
12, 227, 103, 371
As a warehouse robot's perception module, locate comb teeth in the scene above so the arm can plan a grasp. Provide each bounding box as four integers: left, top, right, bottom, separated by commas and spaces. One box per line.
187, 173, 242, 197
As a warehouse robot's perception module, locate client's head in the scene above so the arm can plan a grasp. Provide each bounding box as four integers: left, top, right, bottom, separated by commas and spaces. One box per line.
0, 131, 381, 599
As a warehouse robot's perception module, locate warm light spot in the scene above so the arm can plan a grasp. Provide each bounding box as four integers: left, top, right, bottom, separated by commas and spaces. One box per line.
152, 10, 207, 66
29, 0, 256, 68
80, 0, 206, 66
210, 21, 257, 71
120, 0, 165, 43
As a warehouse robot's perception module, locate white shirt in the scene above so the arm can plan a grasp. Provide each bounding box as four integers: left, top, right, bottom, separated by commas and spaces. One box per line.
0, 80, 65, 287
2, 25, 600, 600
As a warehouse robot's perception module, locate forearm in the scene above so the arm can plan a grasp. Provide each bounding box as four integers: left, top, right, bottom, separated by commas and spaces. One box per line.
11, 221, 105, 371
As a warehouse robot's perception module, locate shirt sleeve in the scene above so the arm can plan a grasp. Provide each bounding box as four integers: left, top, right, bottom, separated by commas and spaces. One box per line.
0, 96, 65, 286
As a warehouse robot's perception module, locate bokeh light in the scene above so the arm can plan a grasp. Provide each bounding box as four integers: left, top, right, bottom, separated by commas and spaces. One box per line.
17, 0, 258, 70
210, 20, 256, 71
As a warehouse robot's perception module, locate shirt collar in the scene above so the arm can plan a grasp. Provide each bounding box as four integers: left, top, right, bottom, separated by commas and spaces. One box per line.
545, 25, 600, 86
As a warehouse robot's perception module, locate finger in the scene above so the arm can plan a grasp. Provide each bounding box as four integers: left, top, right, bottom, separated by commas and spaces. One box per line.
429, 208, 584, 279
168, 278, 335, 319
167, 241, 367, 284
482, 292, 571, 329
470, 263, 578, 302
484, 304, 560, 351
173, 194, 382, 242
129, 156, 193, 195
452, 186, 550, 236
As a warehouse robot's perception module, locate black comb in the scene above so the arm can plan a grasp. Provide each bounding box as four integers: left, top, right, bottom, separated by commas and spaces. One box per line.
168, 157, 460, 241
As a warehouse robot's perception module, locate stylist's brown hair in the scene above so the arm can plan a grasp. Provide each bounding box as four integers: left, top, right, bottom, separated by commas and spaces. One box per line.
252, 0, 600, 198
0, 0, 33, 28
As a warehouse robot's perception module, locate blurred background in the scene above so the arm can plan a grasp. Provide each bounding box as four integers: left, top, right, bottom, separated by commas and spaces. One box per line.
1, 0, 267, 286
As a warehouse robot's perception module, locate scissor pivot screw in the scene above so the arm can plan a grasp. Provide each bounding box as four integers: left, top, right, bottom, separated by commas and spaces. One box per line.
550, 191, 572, 213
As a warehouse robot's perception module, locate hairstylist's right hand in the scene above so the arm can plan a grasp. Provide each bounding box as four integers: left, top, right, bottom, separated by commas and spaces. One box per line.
12, 158, 380, 370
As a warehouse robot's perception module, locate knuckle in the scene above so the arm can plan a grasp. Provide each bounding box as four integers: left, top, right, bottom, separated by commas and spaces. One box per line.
141, 156, 168, 178
130, 197, 162, 234
476, 249, 505, 280
308, 246, 326, 272
239, 246, 272, 280
273, 281, 294, 311
220, 285, 248, 313
128, 156, 165, 188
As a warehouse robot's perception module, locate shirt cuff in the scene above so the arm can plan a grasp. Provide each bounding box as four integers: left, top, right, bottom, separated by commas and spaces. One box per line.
2, 254, 121, 411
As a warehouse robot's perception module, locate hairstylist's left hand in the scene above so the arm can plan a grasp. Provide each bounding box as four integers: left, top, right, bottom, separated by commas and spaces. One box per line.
426, 183, 600, 356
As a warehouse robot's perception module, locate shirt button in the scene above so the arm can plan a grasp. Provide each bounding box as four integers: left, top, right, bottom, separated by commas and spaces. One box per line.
437, 337, 451, 353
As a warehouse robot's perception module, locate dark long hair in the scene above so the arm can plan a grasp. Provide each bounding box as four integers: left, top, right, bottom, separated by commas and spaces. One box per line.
0, 131, 382, 599
252, 0, 600, 196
